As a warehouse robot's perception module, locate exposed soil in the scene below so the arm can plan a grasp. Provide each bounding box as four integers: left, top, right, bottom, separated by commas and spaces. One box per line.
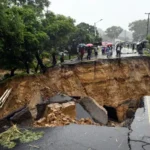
0, 57, 149, 122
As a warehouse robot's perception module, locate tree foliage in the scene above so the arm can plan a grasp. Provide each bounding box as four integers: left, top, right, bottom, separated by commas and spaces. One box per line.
0, 0, 101, 76
129, 19, 149, 41
105, 26, 123, 39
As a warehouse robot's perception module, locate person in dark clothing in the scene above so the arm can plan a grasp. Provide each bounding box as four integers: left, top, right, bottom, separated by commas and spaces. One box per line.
52, 52, 57, 66
102, 47, 105, 55
132, 44, 135, 53
79, 46, 85, 61
60, 53, 64, 63
116, 44, 121, 58
87, 47, 92, 60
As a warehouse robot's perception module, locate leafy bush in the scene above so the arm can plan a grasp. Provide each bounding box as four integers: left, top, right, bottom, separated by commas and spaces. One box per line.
0, 125, 44, 149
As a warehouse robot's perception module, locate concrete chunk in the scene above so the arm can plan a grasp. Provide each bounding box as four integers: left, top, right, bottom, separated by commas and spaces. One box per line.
44, 103, 62, 116
62, 102, 76, 119
80, 97, 108, 125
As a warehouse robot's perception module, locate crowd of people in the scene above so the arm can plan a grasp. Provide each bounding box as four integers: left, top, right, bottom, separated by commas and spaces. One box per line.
77, 45, 98, 61
57, 41, 146, 66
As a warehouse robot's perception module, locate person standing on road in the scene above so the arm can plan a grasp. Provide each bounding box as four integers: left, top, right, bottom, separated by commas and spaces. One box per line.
52, 51, 57, 66
79, 46, 85, 61
60, 53, 64, 64
106, 46, 111, 58
77, 46, 80, 60
116, 44, 121, 58
132, 44, 135, 53
87, 46, 92, 60
94, 46, 98, 59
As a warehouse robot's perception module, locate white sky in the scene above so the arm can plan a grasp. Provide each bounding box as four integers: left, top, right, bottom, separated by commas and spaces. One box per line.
50, 0, 150, 31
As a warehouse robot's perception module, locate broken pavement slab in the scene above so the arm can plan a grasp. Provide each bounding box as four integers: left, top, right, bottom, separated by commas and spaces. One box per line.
80, 97, 108, 124
10, 107, 33, 126
48, 93, 74, 103
130, 96, 150, 150
76, 103, 93, 120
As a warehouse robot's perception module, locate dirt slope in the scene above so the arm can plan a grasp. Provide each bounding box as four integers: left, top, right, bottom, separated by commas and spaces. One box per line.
0, 57, 150, 121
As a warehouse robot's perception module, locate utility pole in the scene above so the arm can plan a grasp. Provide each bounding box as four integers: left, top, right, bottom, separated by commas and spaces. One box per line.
124, 30, 126, 41
94, 23, 96, 37
145, 13, 150, 37
94, 19, 103, 36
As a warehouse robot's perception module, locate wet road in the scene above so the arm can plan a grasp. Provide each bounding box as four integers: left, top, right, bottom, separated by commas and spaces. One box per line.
130, 96, 150, 150
0, 125, 129, 150
64, 48, 140, 64
1, 100, 150, 150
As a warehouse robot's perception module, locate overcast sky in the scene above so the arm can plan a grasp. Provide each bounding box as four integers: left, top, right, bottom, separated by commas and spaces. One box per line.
50, 0, 150, 31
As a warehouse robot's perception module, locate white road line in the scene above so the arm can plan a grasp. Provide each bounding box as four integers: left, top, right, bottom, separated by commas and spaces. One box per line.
146, 98, 150, 123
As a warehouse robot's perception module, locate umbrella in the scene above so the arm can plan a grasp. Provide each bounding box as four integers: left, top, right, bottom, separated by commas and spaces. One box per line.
86, 43, 93, 47
107, 43, 113, 46
78, 43, 86, 48
102, 42, 108, 46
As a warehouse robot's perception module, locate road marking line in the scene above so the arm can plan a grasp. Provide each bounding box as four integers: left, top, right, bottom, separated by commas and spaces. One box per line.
147, 98, 150, 124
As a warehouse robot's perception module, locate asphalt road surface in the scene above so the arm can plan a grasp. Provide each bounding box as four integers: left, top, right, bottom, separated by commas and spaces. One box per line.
64, 47, 140, 65
1, 97, 150, 150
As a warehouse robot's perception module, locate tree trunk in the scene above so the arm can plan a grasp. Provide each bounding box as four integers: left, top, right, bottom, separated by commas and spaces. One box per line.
10, 68, 17, 77
35, 52, 47, 73
35, 63, 39, 73
24, 62, 30, 74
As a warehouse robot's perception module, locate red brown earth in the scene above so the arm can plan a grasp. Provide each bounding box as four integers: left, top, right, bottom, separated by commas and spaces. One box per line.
0, 57, 149, 122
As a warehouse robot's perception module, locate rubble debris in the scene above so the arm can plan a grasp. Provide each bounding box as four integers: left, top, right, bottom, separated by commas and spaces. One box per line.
36, 93, 74, 120
34, 102, 100, 127
62, 102, 76, 118
80, 97, 108, 125
126, 109, 135, 118
117, 99, 139, 122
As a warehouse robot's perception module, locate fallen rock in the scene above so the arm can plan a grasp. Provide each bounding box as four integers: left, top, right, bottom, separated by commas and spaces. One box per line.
80, 97, 108, 125
44, 103, 62, 116
36, 117, 46, 126
29, 92, 42, 119
62, 102, 76, 119
116, 105, 128, 122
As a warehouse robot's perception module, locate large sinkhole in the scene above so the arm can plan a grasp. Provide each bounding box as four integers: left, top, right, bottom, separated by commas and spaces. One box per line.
104, 105, 118, 121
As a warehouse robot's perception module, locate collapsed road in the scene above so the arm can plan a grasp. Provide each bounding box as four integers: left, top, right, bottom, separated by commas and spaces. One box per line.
1, 56, 150, 149
0, 96, 149, 150
0, 56, 150, 121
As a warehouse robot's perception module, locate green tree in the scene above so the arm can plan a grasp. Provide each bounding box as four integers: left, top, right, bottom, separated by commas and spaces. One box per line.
0, 5, 25, 76
105, 26, 123, 39
129, 20, 149, 41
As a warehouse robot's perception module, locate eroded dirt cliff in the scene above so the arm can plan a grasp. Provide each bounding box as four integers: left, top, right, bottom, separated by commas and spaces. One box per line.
0, 57, 150, 121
